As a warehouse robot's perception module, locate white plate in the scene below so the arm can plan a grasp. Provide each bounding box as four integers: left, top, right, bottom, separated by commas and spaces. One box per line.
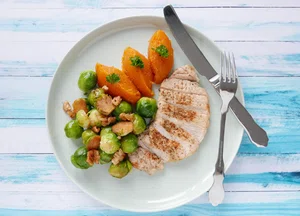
47, 16, 244, 212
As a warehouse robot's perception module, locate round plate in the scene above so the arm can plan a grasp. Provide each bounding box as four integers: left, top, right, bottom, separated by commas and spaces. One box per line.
47, 16, 244, 212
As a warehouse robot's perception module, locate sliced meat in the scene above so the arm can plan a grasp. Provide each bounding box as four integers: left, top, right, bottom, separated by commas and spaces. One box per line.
170, 65, 199, 82
136, 65, 210, 167
129, 147, 164, 175
161, 78, 208, 96
159, 88, 209, 110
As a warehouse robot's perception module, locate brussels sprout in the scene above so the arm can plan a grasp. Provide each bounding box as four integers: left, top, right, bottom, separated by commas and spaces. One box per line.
99, 150, 114, 164
100, 126, 112, 136
71, 146, 91, 169
112, 101, 132, 121
136, 97, 158, 118
64, 120, 83, 139
87, 88, 105, 107
78, 70, 97, 92
132, 113, 146, 135
108, 160, 132, 178
76, 110, 90, 129
100, 131, 121, 154
121, 133, 138, 153
82, 129, 97, 145
88, 109, 102, 127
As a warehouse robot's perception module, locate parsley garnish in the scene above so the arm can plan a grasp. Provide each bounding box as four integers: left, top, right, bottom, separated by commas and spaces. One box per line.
130, 56, 144, 68
106, 73, 120, 84
152, 45, 169, 58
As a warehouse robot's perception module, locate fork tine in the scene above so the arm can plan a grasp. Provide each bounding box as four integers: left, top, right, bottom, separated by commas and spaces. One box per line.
224, 51, 229, 82
231, 52, 237, 83
227, 52, 233, 82
221, 51, 225, 82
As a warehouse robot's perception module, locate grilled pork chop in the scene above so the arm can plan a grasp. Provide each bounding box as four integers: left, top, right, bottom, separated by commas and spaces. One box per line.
129, 65, 210, 174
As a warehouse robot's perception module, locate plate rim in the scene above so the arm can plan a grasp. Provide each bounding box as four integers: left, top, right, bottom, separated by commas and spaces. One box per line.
46, 15, 245, 212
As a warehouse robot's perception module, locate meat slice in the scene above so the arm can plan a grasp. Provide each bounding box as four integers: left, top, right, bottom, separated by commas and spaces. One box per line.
160, 78, 207, 96
131, 65, 210, 172
129, 147, 164, 175
170, 65, 199, 82
159, 88, 209, 110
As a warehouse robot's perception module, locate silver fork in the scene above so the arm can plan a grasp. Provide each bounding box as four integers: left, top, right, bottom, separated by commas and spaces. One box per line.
208, 51, 238, 206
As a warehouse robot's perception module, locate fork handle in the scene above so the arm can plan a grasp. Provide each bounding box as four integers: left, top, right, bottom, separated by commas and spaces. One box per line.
215, 113, 226, 173
230, 97, 268, 147
208, 111, 226, 206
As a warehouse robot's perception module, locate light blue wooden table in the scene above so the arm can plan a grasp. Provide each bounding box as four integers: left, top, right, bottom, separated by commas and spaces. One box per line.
0, 1, 299, 215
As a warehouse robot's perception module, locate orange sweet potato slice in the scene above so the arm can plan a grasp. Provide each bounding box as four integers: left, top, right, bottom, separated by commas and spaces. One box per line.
122, 47, 154, 97
95, 63, 141, 104
148, 30, 174, 84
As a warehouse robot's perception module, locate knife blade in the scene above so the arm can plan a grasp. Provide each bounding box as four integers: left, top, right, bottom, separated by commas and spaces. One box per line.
164, 5, 268, 147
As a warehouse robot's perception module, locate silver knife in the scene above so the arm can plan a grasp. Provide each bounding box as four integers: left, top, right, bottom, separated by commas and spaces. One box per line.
164, 5, 268, 147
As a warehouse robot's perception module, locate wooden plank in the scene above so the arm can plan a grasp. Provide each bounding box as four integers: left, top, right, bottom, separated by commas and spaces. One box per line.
0, 191, 299, 214
0, 8, 299, 41
1, 42, 299, 77
1, 0, 300, 9
0, 153, 299, 192
0, 114, 299, 154
104, 0, 300, 8
0, 76, 299, 154
0, 192, 299, 216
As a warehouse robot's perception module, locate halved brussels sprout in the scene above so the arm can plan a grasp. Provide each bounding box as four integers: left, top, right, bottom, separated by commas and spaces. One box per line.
132, 113, 146, 135
99, 150, 114, 164
88, 109, 102, 127
100, 131, 121, 154
108, 160, 132, 178
87, 88, 105, 107
71, 146, 91, 169
82, 129, 97, 145
100, 126, 112, 136
64, 120, 83, 139
76, 110, 90, 129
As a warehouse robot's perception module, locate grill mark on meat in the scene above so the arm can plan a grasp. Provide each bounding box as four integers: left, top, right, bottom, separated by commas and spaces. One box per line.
170, 65, 199, 82
129, 147, 164, 175
156, 112, 208, 144
161, 78, 208, 96
153, 118, 200, 158
148, 127, 184, 161
159, 88, 208, 108
159, 118, 197, 144
158, 101, 200, 122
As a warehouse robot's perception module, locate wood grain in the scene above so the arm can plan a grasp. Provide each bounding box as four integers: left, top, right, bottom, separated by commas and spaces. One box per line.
0, 8, 299, 41
0, 76, 298, 154
0, 1, 299, 214
1, 0, 300, 9
0, 191, 299, 215
0, 154, 299, 193
1, 42, 299, 77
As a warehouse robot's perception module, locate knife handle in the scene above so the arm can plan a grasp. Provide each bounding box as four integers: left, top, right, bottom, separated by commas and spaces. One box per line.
230, 97, 268, 147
